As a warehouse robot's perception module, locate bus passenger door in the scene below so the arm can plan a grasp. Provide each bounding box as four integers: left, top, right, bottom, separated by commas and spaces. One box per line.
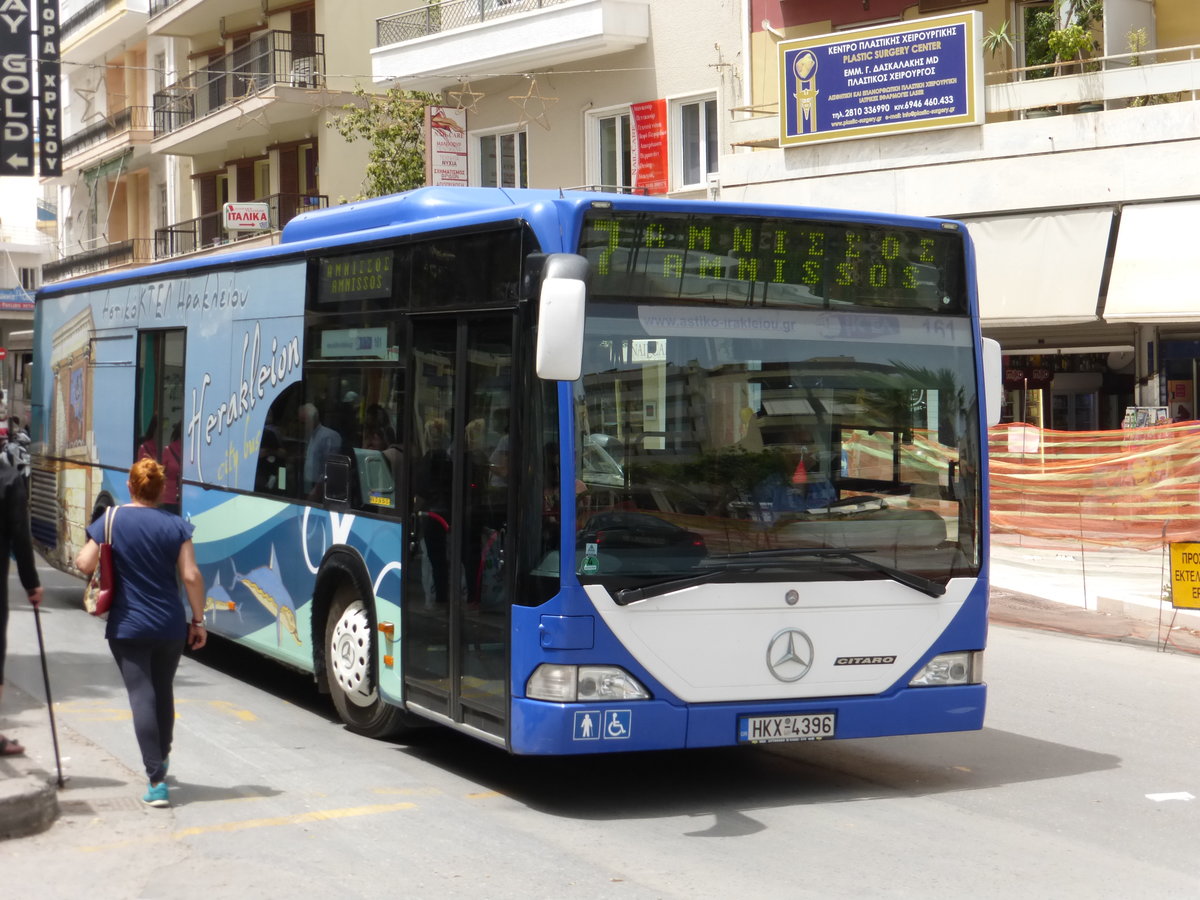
404, 315, 514, 741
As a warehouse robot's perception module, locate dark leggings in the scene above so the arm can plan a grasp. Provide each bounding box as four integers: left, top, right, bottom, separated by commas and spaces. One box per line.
109, 639, 184, 784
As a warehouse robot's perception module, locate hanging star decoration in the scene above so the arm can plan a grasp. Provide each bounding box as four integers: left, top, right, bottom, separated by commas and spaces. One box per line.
234, 101, 271, 132
509, 77, 557, 130
448, 79, 485, 114
72, 83, 100, 122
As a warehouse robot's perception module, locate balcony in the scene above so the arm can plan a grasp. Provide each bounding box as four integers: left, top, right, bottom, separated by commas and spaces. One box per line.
373, 0, 650, 92
62, 0, 149, 61
727, 44, 1200, 150
43, 193, 326, 282
154, 193, 328, 260
148, 0, 252, 39
63, 106, 154, 172
43, 238, 154, 284
152, 31, 325, 157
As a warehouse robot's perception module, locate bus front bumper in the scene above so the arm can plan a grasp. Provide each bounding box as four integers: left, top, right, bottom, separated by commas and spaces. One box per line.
508, 684, 986, 755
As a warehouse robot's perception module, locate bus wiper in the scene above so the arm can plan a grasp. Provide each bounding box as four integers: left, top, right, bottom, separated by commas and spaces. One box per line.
611, 548, 945, 605
712, 547, 946, 598
613, 568, 733, 605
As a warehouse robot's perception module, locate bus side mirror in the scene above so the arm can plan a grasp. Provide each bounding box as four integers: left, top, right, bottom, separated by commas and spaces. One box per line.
535, 254, 588, 382
982, 337, 1002, 427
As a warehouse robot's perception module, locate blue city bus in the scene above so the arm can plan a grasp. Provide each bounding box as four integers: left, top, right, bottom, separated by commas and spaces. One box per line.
30, 187, 1001, 754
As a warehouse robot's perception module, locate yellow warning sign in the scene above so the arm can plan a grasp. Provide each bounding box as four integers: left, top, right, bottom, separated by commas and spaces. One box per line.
1168, 543, 1200, 609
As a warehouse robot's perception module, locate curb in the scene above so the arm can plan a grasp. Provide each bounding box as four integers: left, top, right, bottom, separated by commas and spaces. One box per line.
0, 771, 59, 840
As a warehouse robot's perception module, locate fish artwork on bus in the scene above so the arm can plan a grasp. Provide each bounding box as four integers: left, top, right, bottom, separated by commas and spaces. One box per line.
237, 546, 302, 646
203, 571, 241, 624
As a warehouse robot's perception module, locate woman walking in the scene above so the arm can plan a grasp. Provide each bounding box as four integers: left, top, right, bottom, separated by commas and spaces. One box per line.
75, 458, 206, 807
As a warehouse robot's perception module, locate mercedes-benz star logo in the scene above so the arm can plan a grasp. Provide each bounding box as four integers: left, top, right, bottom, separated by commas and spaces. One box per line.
766, 628, 814, 683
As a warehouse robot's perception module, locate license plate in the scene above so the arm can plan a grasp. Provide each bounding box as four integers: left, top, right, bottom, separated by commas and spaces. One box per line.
738, 712, 836, 743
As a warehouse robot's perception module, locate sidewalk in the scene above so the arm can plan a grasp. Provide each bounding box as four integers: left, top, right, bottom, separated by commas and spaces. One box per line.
0, 680, 61, 840
989, 535, 1200, 654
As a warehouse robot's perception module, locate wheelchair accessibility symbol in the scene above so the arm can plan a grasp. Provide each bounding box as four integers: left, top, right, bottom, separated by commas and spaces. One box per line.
603, 709, 632, 740
572, 709, 632, 741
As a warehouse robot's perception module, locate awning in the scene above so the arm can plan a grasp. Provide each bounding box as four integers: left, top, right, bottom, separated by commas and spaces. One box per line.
964, 209, 1114, 327
82, 150, 131, 184
1105, 200, 1200, 322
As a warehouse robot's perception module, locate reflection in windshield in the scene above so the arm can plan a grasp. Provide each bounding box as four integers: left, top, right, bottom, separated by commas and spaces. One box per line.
574, 302, 981, 590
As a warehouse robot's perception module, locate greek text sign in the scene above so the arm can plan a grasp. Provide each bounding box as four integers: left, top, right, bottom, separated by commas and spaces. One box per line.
0, 0, 33, 175
37, 0, 60, 177
223, 202, 271, 231
780, 11, 983, 147
425, 105, 467, 187
1168, 543, 1200, 610
631, 98, 668, 195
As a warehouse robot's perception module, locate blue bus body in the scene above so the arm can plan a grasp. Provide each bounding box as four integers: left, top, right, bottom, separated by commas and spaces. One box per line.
32, 187, 989, 754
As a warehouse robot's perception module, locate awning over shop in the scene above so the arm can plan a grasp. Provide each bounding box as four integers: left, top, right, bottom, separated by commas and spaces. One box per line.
965, 209, 1114, 327
1105, 200, 1200, 323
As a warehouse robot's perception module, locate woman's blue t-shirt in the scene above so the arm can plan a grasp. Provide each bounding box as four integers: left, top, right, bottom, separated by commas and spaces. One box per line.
87, 505, 195, 641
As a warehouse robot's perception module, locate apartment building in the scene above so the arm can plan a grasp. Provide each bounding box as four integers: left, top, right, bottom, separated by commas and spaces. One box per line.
47, 0, 397, 283
0, 176, 49, 423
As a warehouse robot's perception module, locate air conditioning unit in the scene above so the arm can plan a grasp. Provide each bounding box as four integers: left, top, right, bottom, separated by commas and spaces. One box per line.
290, 57, 317, 88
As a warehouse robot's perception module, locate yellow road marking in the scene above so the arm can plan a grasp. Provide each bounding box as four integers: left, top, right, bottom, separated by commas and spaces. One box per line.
174, 801, 418, 837
54, 698, 257, 723
80, 801, 417, 851
466, 791, 502, 799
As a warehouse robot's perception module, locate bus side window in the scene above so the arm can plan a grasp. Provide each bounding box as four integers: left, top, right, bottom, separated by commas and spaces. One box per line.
353, 401, 402, 513
257, 383, 302, 498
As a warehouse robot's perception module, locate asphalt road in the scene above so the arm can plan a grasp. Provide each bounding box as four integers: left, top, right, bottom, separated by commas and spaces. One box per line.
1, 564, 1198, 898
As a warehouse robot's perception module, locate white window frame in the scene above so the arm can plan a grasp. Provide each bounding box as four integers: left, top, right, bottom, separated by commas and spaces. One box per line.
585, 104, 633, 192
473, 126, 528, 188
670, 92, 719, 192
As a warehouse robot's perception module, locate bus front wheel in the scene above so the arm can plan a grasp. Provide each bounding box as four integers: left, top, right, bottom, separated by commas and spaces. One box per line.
324, 587, 412, 738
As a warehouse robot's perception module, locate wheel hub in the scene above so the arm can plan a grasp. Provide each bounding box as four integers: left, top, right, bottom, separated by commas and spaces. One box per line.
329, 600, 377, 708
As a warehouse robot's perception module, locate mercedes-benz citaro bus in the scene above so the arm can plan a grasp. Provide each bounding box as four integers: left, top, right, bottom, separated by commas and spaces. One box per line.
30, 187, 1002, 754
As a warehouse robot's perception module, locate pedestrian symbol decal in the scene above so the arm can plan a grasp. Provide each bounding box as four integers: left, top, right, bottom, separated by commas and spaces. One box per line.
573, 710, 601, 741
572, 709, 632, 740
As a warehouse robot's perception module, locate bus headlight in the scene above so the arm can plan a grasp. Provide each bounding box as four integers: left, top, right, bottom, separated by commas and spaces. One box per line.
527, 664, 651, 702
909, 651, 983, 687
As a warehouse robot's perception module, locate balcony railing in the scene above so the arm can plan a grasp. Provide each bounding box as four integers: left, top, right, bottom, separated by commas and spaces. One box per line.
63, 106, 153, 159
153, 31, 325, 137
377, 0, 568, 45
44, 238, 154, 283
149, 0, 181, 16
154, 193, 327, 259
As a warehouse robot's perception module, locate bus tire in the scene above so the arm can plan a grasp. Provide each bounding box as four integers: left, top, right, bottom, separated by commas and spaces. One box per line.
324, 583, 413, 738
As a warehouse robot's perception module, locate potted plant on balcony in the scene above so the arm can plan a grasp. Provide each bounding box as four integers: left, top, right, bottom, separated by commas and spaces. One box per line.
1047, 23, 1095, 74
1126, 27, 1182, 108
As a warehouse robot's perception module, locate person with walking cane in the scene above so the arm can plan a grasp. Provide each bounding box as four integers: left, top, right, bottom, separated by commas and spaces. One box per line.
0, 432, 43, 756
75, 458, 206, 808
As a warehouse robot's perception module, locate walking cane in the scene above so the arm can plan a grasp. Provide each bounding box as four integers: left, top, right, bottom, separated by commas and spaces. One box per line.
31, 603, 65, 789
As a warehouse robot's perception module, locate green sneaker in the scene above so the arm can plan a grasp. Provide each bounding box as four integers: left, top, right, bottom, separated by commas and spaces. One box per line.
142, 781, 169, 808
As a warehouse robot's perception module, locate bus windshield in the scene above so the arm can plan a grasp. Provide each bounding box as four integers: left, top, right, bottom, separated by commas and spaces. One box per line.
573, 212, 980, 595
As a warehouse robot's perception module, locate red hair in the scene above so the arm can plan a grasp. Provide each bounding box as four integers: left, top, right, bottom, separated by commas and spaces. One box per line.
129, 457, 165, 503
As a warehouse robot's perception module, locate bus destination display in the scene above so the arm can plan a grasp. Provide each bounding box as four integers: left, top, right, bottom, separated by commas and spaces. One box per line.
317, 250, 394, 304
580, 211, 964, 312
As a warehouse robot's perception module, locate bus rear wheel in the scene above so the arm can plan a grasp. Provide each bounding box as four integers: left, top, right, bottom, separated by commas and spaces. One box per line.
324, 588, 412, 738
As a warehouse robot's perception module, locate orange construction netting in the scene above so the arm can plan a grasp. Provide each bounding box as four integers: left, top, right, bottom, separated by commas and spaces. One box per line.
988, 422, 1200, 550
